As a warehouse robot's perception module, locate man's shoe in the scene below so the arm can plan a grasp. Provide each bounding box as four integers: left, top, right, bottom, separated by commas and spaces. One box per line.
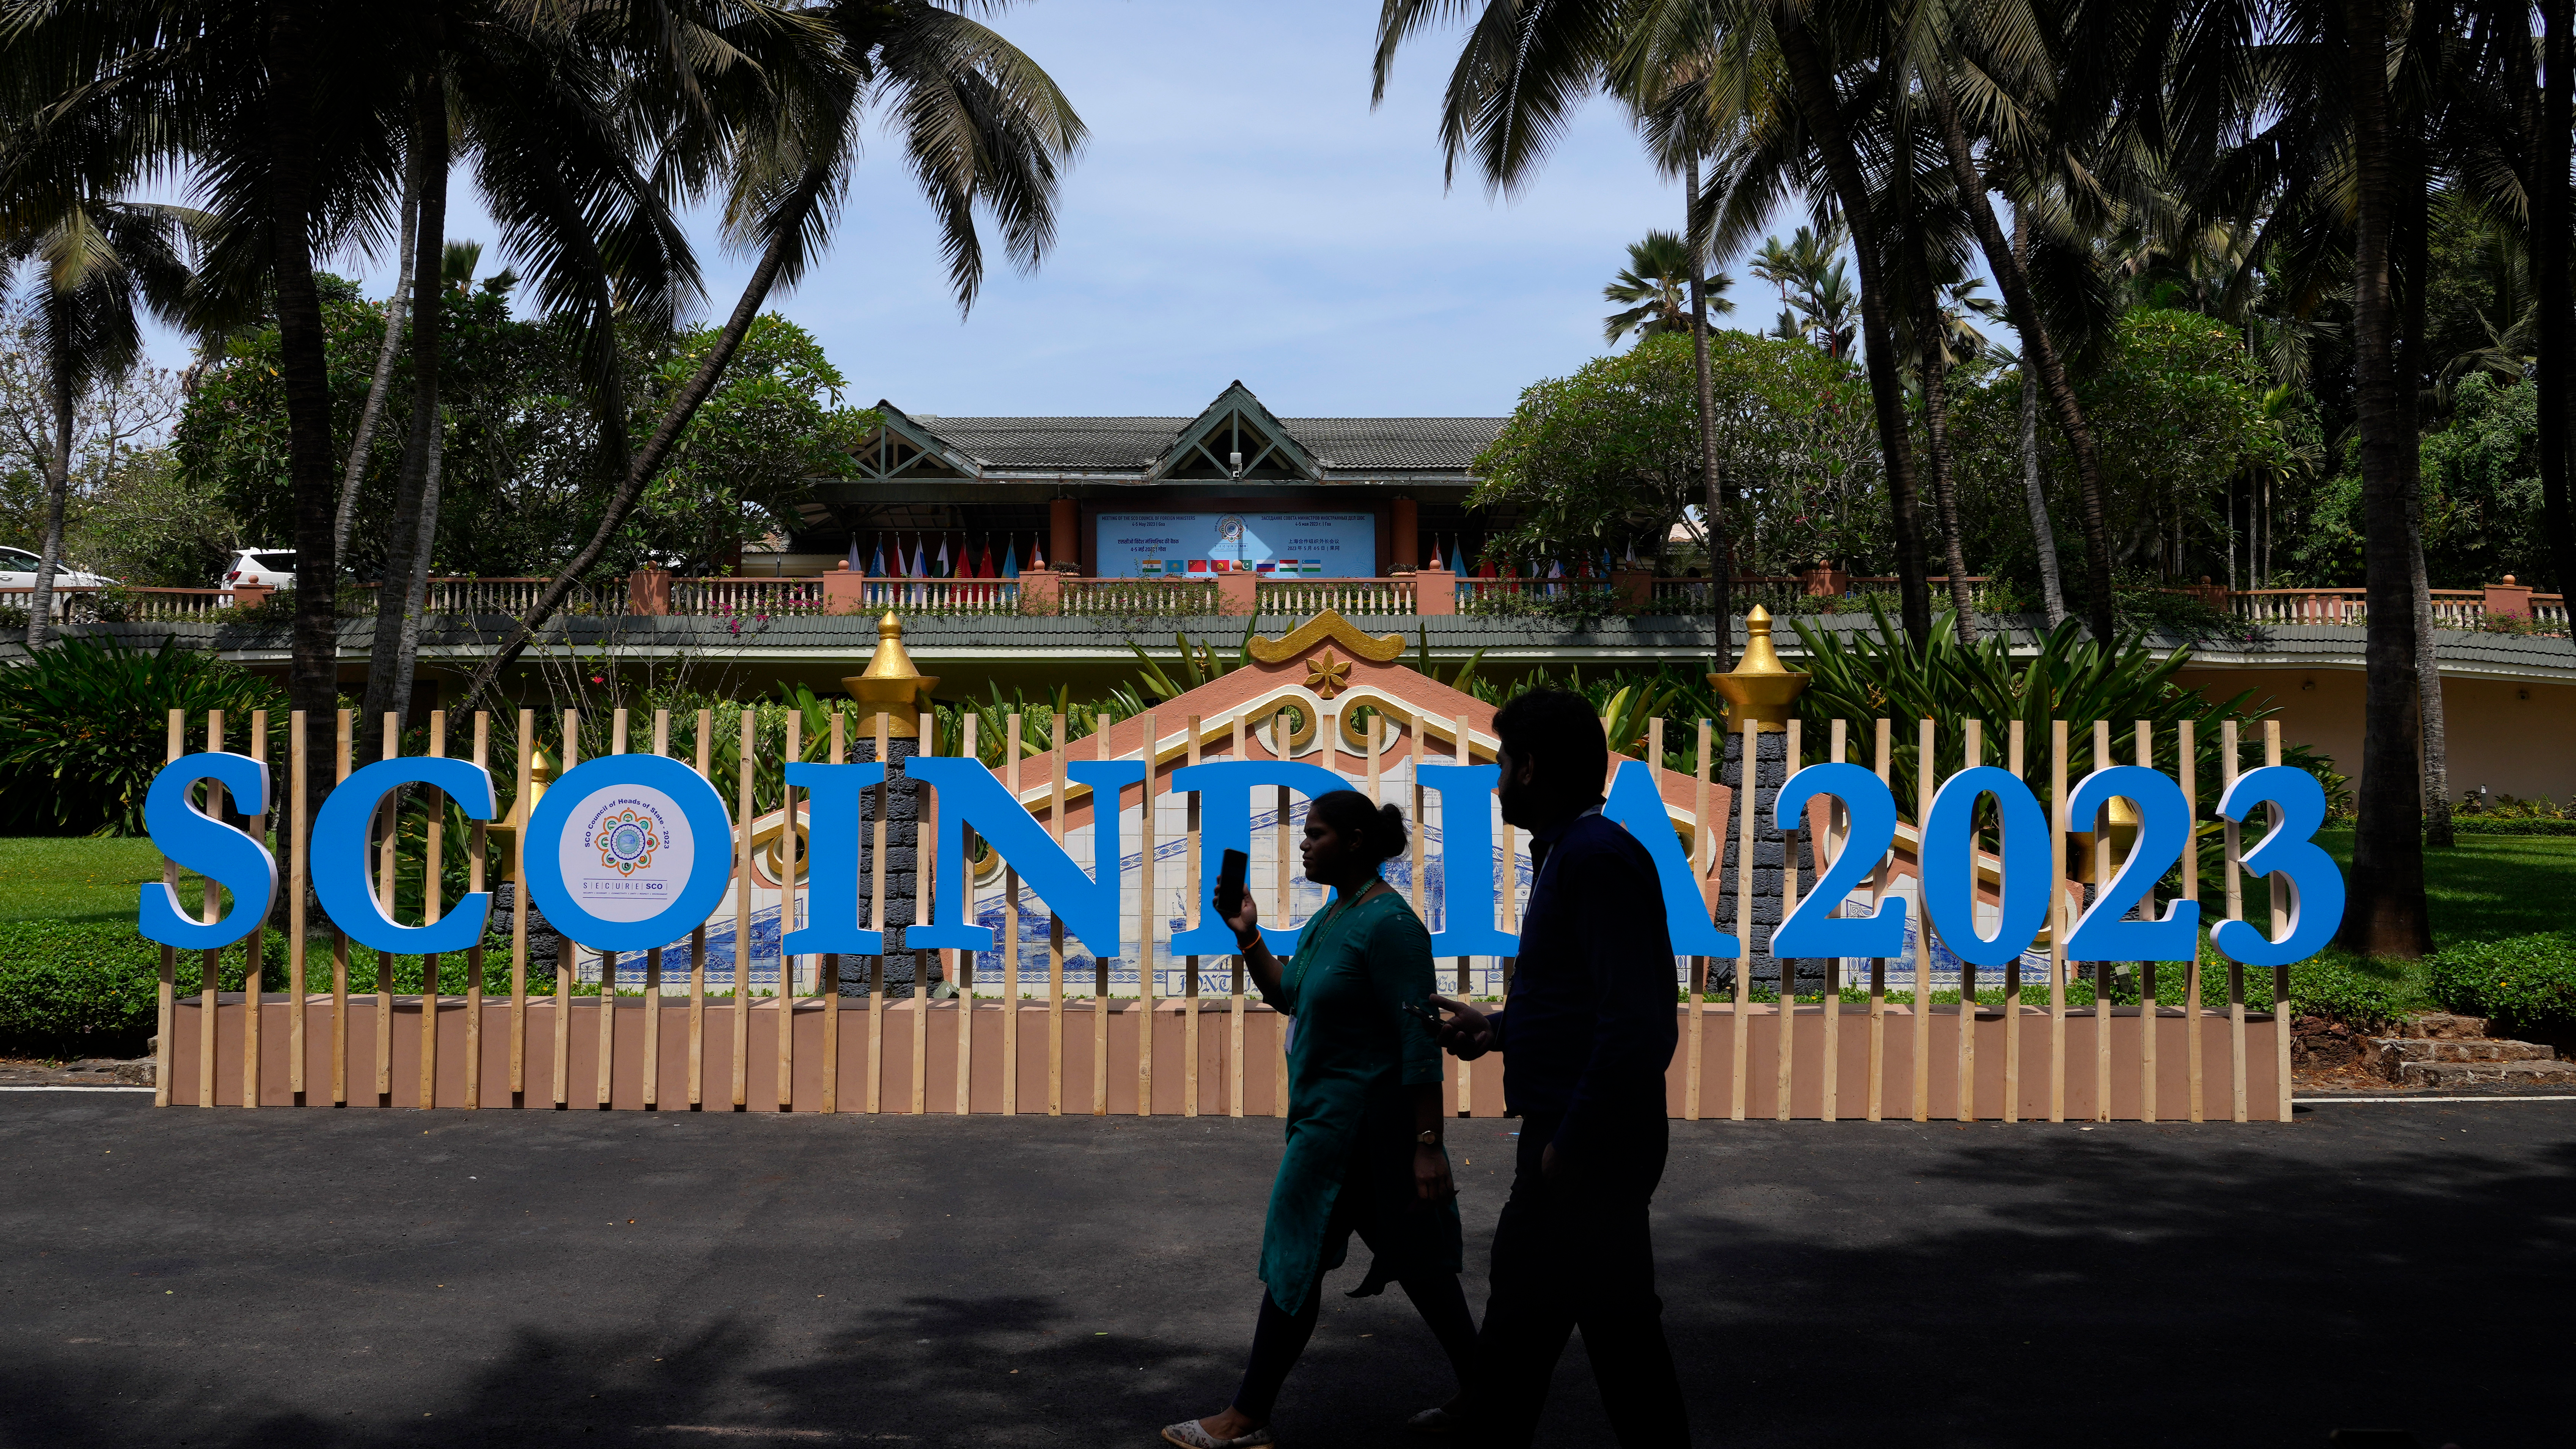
1405, 1404, 1457, 1435
1161, 1419, 1276, 1447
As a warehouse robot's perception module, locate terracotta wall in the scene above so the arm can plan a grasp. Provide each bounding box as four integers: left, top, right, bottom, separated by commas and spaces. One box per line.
162, 996, 2284, 1121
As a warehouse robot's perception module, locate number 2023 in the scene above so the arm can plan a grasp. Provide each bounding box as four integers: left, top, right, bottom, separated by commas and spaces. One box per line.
1768, 762, 2343, 966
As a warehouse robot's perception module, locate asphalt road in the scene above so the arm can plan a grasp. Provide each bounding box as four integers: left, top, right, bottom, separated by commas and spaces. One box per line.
2, 1094, 2569, 1449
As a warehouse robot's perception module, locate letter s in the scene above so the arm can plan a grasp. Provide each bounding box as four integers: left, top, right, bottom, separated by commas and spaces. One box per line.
139, 752, 277, 950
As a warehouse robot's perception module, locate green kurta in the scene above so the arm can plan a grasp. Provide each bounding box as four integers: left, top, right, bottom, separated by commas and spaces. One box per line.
1254, 887, 1462, 1314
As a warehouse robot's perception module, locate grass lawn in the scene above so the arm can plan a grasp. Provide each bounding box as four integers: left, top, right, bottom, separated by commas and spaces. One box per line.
0, 835, 209, 926
2314, 828, 2576, 945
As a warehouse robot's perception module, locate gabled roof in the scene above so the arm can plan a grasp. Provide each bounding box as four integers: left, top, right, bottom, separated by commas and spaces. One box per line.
846, 382, 1504, 486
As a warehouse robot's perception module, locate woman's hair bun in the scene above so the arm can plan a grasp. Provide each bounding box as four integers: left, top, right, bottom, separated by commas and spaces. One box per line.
1374, 802, 1409, 861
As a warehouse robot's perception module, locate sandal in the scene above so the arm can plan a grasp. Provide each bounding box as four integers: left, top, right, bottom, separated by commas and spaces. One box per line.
1160, 1418, 1277, 1447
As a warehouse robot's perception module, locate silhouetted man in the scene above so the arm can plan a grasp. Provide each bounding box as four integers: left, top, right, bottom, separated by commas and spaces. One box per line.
1432, 688, 1688, 1446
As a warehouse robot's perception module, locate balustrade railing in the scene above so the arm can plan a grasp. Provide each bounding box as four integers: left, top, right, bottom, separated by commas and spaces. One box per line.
1256, 577, 1415, 616
1060, 577, 1221, 616
0, 585, 243, 622
676, 576, 829, 616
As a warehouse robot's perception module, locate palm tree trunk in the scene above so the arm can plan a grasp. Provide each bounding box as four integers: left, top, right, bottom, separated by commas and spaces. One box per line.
455, 153, 832, 715
2018, 213, 2066, 628
2537, 0, 2576, 596
334, 154, 418, 563
2337, 0, 2433, 958
1687, 154, 1733, 671
1928, 83, 2114, 643
266, 1, 340, 820
26, 304, 74, 650
1774, 8, 1933, 645
1914, 274, 1977, 642
2397, 103, 2451, 850
362, 68, 447, 759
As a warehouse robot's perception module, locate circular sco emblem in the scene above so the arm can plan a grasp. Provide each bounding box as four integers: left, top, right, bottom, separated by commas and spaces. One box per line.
523, 753, 734, 953
1217, 514, 1245, 542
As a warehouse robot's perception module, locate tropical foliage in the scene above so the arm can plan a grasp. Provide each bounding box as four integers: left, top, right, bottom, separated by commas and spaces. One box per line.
0, 636, 286, 835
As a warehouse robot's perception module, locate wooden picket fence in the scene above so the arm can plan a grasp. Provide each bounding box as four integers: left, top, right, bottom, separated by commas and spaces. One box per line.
154, 705, 2291, 1122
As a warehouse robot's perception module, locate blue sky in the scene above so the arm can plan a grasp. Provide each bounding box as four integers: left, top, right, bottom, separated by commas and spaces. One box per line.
153, 1, 1804, 419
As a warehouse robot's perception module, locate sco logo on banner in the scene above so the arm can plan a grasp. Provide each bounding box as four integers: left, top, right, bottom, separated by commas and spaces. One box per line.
138, 750, 2344, 966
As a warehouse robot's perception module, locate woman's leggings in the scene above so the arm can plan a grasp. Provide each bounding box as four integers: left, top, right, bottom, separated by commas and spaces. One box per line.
1230, 1270, 1478, 1424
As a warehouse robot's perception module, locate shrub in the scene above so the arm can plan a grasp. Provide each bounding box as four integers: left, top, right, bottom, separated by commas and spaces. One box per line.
2443, 817, 2576, 837
2427, 933, 2576, 1031
0, 920, 554, 1057
0, 634, 286, 835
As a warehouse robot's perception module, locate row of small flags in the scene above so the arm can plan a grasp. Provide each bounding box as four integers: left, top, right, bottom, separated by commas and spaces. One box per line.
1135, 557, 1324, 576
849, 534, 1043, 579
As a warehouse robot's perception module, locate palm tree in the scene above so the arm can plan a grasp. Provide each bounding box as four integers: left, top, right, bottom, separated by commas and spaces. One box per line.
1748, 222, 1856, 355
452, 0, 1084, 713
0, 198, 194, 648
1602, 229, 1734, 343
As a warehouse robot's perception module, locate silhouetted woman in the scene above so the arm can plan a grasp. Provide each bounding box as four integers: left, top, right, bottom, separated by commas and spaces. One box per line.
1160, 790, 1475, 1447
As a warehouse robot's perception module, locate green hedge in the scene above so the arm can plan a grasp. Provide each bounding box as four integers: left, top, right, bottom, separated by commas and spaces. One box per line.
2441, 817, 2576, 837
2428, 933, 2576, 1031
0, 922, 549, 1057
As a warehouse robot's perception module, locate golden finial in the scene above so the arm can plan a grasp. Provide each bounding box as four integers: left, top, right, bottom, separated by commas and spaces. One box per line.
843, 611, 940, 738
1707, 605, 1811, 733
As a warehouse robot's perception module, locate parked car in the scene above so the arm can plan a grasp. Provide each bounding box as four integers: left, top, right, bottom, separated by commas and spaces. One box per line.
0, 546, 116, 590
223, 548, 297, 588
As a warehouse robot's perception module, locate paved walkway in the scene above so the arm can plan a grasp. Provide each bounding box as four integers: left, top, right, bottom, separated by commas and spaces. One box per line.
2, 1097, 2568, 1447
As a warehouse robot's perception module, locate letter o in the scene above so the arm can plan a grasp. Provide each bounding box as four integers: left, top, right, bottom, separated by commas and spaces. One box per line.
522, 754, 735, 953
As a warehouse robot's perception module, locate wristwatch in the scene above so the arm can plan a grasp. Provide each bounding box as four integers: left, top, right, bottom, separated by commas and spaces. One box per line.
1416, 1129, 1441, 1147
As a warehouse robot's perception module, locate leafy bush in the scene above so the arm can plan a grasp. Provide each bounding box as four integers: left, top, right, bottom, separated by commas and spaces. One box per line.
0, 920, 553, 1057
2444, 817, 2576, 836
2428, 933, 2576, 1030
0, 635, 286, 835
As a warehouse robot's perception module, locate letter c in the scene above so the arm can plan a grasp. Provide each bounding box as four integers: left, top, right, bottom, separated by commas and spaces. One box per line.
312, 756, 497, 955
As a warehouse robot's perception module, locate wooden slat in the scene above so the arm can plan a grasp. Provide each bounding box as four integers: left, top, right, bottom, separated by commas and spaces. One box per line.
1137, 711, 1157, 1117
1277, 731, 1295, 1120
2136, 719, 2157, 1124
374, 711, 395, 1106
1686, 719, 1709, 1121
1003, 714, 1023, 1115
465, 712, 489, 1110
155, 711, 180, 1108
554, 713, 577, 1108
956, 716, 978, 1115
1049, 712, 1067, 1117
422, 710, 445, 1110
778, 712, 800, 1112
1777, 719, 1799, 1122
1452, 712, 1475, 1118
1821, 719, 1845, 1122
690, 709, 713, 1109
2179, 720, 2205, 1122
1910, 716, 1934, 1123
289, 710, 308, 1102
1866, 719, 1891, 1122
822, 711, 845, 1115
2266, 719, 2291, 1123
868, 713, 890, 1114
511, 710, 533, 1101
643, 708, 671, 1112
2002, 720, 2026, 1122
198, 710, 222, 1108
598, 708, 629, 1111
2091, 718, 2113, 1124
1731, 716, 1755, 1122
333, 712, 353, 1106
1230, 716, 1247, 1119
915, 709, 939, 1115
1091, 716, 1111, 1117
243, 709, 267, 1111
1955, 719, 1979, 1123
2223, 719, 2247, 1123
731, 708, 753, 1110
2048, 720, 2069, 1123
1184, 717, 1202, 1118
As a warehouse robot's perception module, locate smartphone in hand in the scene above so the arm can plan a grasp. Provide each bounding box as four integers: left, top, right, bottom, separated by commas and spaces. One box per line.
1215, 848, 1250, 921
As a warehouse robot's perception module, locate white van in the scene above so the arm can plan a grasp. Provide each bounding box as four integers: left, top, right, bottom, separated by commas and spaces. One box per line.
223, 548, 297, 588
